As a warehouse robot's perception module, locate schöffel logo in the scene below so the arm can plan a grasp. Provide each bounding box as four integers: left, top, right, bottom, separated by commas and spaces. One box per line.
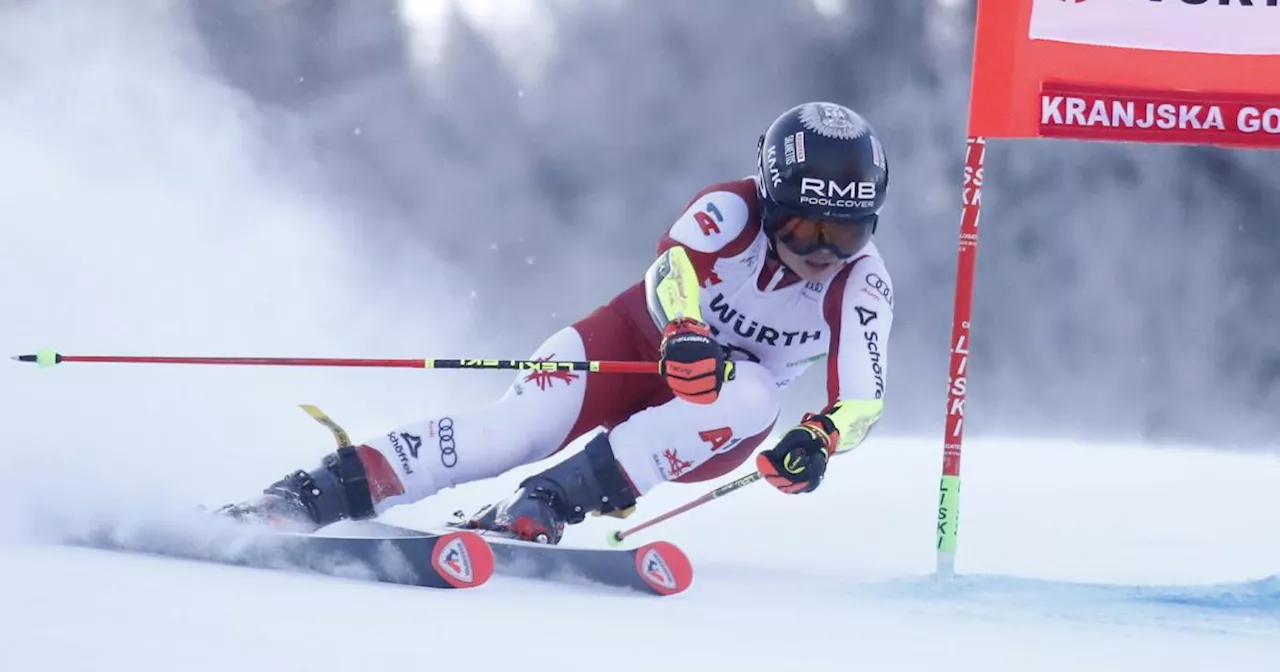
388, 432, 414, 475
402, 432, 422, 459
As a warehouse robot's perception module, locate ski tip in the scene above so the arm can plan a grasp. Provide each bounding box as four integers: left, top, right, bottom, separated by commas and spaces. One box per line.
633, 541, 694, 596
430, 531, 495, 589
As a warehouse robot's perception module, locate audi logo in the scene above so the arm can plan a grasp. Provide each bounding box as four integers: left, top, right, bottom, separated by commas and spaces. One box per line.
865, 273, 893, 306
437, 417, 457, 468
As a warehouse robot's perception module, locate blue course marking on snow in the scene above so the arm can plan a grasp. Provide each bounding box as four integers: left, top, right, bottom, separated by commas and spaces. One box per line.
1135, 574, 1280, 612
809, 571, 1280, 635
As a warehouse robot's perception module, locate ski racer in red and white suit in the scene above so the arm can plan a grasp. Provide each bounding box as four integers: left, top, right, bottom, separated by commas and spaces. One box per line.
218, 101, 895, 545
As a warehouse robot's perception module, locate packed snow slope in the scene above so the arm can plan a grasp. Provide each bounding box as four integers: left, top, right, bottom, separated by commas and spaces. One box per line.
1, 3, 1277, 671
2, 437, 1279, 672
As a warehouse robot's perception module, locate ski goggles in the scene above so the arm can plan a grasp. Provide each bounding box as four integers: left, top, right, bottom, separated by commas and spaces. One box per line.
772, 214, 876, 259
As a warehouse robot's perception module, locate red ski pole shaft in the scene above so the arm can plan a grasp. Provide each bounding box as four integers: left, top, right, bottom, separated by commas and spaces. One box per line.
11, 351, 658, 375
609, 471, 763, 546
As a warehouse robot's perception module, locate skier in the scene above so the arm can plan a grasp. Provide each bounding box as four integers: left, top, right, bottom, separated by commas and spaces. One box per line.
218, 101, 895, 544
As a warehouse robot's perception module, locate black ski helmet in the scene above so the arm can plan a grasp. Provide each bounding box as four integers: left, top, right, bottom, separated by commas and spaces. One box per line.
755, 102, 889, 257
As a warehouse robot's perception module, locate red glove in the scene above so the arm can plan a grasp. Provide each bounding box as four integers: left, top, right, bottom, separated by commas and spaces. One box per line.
658, 318, 732, 404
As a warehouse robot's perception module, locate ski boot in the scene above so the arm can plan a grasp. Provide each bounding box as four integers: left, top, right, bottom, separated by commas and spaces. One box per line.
455, 432, 638, 544
215, 445, 378, 533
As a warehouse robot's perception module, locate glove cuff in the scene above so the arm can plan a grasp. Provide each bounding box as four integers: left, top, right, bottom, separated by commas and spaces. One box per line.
663, 317, 711, 339
799, 412, 840, 456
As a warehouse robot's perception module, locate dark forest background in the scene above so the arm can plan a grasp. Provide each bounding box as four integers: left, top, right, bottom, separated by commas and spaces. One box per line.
183, 0, 1279, 449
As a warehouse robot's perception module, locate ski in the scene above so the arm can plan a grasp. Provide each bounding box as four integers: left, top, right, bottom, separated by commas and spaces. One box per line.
56, 519, 495, 590
487, 535, 694, 597
360, 521, 694, 596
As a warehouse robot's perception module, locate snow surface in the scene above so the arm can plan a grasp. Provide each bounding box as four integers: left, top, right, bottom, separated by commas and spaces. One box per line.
1, 2, 1277, 671
2, 437, 1278, 672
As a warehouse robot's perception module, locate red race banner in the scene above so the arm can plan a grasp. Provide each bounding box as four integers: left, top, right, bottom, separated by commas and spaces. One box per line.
968, 0, 1280, 147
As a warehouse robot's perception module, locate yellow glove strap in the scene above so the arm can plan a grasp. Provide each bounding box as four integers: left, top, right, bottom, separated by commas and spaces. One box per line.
824, 399, 885, 453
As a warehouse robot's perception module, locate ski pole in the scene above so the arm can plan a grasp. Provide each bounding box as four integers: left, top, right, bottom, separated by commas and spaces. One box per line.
606, 470, 763, 547
11, 350, 658, 375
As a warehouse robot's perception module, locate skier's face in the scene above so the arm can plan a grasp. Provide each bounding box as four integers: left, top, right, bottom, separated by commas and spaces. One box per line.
772, 214, 870, 282
776, 241, 845, 283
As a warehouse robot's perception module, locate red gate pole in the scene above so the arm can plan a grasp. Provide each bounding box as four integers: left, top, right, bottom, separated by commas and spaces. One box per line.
936, 135, 986, 577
